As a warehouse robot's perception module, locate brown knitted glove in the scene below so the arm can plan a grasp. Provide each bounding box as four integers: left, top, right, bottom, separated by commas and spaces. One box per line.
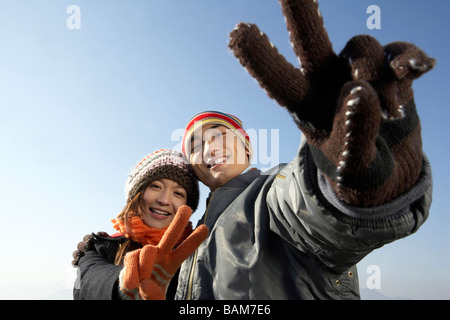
229, 0, 435, 207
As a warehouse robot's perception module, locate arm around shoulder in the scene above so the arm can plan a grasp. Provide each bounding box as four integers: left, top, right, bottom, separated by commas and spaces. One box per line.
73, 233, 124, 300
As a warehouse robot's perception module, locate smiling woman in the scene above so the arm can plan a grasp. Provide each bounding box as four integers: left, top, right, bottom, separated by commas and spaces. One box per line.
140, 178, 188, 229
0, 0, 446, 302
72, 149, 208, 300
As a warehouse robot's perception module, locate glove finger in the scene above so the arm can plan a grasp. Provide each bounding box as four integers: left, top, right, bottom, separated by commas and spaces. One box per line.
139, 279, 166, 300
341, 35, 403, 120
139, 246, 172, 293
321, 80, 423, 207
385, 41, 436, 80
158, 205, 192, 253
279, 0, 334, 74
341, 35, 385, 82
171, 225, 209, 268
328, 81, 387, 186
76, 241, 86, 252
122, 249, 143, 289
138, 245, 157, 280
229, 22, 308, 112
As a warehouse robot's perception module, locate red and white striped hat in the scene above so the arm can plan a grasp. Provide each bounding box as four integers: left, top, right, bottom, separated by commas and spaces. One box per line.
182, 110, 253, 161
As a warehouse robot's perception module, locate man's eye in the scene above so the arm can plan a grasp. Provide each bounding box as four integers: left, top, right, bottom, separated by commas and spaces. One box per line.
213, 132, 224, 139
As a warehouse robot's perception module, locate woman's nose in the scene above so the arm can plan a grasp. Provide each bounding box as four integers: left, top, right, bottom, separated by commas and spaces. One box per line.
157, 190, 172, 205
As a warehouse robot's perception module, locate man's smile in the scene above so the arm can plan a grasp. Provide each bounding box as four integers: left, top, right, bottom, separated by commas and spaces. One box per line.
205, 155, 230, 169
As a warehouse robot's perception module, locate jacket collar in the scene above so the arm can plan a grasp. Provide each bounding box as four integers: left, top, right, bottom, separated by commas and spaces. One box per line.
221, 167, 260, 189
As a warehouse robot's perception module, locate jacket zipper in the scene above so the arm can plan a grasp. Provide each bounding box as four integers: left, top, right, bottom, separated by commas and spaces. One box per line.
186, 189, 218, 300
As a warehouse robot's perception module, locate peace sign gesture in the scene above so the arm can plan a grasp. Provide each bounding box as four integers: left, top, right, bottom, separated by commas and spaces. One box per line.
229, 0, 435, 206
120, 205, 208, 300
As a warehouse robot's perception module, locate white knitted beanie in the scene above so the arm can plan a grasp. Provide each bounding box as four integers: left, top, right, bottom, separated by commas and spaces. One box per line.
125, 149, 199, 211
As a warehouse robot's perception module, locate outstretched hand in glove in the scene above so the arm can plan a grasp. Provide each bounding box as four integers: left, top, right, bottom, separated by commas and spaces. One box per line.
119, 205, 208, 300
229, 0, 435, 207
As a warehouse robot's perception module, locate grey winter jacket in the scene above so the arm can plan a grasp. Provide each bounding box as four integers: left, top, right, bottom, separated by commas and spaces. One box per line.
175, 139, 432, 300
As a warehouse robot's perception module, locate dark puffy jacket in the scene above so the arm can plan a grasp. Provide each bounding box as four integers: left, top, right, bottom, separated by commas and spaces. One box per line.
175, 139, 432, 299
73, 233, 180, 300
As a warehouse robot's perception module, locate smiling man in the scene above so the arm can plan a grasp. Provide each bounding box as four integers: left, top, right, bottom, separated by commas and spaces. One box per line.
183, 111, 252, 191
176, 111, 432, 300
172, 0, 435, 300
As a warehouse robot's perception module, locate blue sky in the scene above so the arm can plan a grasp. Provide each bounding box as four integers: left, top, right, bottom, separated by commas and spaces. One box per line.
0, 0, 448, 299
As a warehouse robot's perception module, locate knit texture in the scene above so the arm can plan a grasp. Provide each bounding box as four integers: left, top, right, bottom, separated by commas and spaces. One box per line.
119, 206, 209, 300
228, 0, 435, 207
125, 149, 199, 211
111, 215, 193, 247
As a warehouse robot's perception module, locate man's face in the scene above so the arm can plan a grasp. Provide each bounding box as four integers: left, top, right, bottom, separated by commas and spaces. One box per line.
189, 124, 250, 191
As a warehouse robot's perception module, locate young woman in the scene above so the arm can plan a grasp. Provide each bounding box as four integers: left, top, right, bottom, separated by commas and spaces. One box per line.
72, 149, 208, 300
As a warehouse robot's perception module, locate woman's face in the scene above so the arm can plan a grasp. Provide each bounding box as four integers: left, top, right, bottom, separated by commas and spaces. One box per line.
139, 178, 188, 229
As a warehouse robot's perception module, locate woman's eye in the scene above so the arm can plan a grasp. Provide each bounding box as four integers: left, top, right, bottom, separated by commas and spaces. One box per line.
174, 191, 186, 198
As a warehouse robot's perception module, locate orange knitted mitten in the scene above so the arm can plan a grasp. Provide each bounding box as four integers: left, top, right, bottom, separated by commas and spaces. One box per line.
120, 205, 208, 300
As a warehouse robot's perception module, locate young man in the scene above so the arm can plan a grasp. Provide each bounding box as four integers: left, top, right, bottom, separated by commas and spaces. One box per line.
183, 112, 253, 192
177, 108, 431, 299
175, 0, 434, 299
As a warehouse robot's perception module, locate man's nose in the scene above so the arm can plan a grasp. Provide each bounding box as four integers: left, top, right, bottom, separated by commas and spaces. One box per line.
203, 137, 220, 159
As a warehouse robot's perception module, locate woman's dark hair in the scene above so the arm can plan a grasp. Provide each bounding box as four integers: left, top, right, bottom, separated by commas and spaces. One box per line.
113, 191, 144, 265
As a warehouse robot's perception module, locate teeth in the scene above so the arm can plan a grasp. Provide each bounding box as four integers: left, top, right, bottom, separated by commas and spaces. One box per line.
151, 208, 170, 216
206, 157, 227, 168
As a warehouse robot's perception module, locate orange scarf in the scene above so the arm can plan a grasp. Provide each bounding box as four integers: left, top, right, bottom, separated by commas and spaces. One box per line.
111, 216, 193, 247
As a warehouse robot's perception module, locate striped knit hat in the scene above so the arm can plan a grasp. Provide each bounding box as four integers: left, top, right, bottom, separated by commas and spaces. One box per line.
182, 110, 253, 161
125, 149, 199, 211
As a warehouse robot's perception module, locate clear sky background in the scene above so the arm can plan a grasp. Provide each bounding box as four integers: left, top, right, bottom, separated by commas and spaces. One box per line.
0, 0, 448, 300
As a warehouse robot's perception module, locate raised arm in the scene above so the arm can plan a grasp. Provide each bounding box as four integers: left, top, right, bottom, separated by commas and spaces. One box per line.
229, 0, 435, 207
